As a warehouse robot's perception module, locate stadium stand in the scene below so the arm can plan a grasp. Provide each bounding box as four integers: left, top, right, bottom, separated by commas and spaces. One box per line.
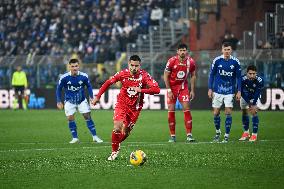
0, 0, 283, 89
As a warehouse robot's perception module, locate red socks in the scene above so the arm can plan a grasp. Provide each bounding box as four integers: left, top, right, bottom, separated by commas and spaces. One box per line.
111, 130, 130, 152
184, 110, 192, 135
168, 111, 176, 136
111, 130, 121, 152
120, 132, 128, 142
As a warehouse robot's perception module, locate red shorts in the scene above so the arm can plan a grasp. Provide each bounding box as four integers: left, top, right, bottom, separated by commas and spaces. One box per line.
113, 104, 141, 129
167, 85, 190, 104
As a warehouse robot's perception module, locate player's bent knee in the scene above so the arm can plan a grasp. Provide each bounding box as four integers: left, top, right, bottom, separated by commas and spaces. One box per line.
251, 110, 258, 116
213, 108, 220, 116
167, 104, 175, 111
224, 108, 232, 115
67, 115, 75, 121
242, 109, 248, 114
113, 121, 123, 132
82, 113, 91, 120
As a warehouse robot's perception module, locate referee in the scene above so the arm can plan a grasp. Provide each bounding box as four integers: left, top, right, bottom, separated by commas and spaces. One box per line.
12, 66, 28, 109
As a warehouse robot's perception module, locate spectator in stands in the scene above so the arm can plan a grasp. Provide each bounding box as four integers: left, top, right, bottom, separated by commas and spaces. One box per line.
222, 32, 239, 50
0, 0, 176, 69
278, 29, 284, 49
263, 41, 273, 49
150, 5, 163, 25
83, 46, 95, 64
275, 72, 283, 88
229, 34, 239, 50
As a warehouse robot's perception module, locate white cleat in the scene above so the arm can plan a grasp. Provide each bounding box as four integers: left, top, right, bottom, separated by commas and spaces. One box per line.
107, 151, 119, 161
69, 138, 80, 144
93, 135, 103, 143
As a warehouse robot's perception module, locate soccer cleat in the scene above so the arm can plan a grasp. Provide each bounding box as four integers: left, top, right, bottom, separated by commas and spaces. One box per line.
107, 151, 119, 161
186, 135, 196, 143
93, 135, 103, 143
212, 133, 221, 143
69, 138, 80, 144
239, 132, 250, 141
168, 136, 176, 143
221, 136, 229, 143
249, 134, 257, 142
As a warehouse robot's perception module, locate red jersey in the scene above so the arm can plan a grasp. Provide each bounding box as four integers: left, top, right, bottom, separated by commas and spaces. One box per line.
165, 55, 196, 89
96, 69, 160, 110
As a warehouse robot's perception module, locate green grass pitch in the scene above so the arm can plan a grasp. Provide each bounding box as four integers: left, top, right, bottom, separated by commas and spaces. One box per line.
0, 110, 283, 189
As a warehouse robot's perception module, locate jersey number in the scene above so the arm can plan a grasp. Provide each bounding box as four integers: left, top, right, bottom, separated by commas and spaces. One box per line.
182, 95, 189, 101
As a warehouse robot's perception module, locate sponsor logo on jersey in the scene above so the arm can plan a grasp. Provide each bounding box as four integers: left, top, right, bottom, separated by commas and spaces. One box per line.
218, 85, 233, 93
67, 81, 71, 85
177, 71, 185, 79
128, 76, 142, 82
230, 65, 234, 69
127, 87, 138, 97
68, 85, 82, 91
219, 69, 233, 76
79, 80, 83, 85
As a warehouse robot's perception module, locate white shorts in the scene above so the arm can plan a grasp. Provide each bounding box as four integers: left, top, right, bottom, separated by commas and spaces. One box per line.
64, 99, 91, 116
240, 97, 260, 109
212, 92, 234, 108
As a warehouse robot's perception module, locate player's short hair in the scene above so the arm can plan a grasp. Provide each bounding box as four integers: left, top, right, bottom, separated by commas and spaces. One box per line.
129, 55, 141, 62
247, 65, 257, 72
69, 58, 79, 64
222, 42, 232, 48
177, 43, 188, 50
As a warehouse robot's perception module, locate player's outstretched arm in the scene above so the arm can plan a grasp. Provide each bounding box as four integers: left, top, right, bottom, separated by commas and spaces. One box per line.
94, 75, 119, 105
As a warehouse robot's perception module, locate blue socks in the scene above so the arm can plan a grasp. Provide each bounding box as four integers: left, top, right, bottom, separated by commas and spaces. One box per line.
86, 119, 97, 136
242, 115, 249, 131
68, 120, 78, 138
225, 114, 232, 135
214, 115, 221, 131
68, 119, 97, 139
252, 115, 259, 134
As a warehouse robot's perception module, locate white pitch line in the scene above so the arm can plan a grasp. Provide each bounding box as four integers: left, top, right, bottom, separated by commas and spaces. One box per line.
0, 139, 284, 153
0, 143, 166, 153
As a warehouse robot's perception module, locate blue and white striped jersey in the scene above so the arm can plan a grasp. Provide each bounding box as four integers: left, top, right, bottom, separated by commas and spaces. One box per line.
208, 55, 242, 95
56, 71, 93, 105
241, 75, 264, 105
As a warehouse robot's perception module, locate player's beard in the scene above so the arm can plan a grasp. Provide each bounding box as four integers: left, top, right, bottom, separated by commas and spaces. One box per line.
179, 53, 185, 59
130, 68, 138, 75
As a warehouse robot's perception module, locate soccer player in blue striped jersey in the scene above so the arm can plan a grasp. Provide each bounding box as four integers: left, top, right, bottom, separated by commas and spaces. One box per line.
56, 58, 103, 144
208, 42, 242, 143
239, 65, 264, 142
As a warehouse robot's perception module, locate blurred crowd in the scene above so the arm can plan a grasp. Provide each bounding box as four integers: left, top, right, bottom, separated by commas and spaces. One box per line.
0, 0, 177, 89
0, 0, 176, 64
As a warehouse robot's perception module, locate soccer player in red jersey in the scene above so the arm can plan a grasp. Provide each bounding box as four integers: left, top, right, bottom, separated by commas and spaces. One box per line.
164, 44, 197, 143
93, 55, 160, 160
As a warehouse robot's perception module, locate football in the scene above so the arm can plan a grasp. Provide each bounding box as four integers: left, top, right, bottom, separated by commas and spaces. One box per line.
129, 150, 147, 166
